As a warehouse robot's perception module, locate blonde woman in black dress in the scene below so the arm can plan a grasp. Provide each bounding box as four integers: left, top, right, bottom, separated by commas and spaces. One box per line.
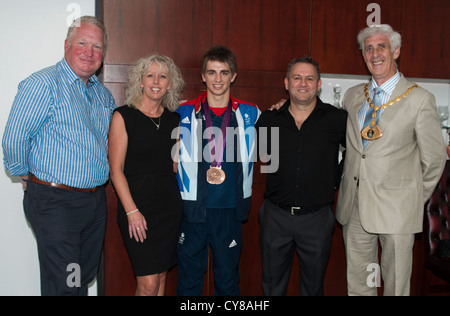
108, 54, 184, 296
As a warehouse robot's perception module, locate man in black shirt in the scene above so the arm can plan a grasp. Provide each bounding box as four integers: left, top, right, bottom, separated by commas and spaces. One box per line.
256, 56, 347, 296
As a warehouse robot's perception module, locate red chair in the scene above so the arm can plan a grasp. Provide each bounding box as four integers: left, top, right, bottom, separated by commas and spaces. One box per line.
423, 161, 450, 295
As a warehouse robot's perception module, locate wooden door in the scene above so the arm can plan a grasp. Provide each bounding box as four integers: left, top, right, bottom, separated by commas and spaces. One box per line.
310, 0, 450, 79
101, 0, 212, 296
101, 0, 448, 297
212, 1, 313, 296
101, 0, 312, 296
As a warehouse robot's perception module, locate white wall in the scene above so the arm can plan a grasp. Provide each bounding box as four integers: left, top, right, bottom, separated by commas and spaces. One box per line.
320, 74, 450, 112
0, 0, 96, 296
319, 74, 450, 144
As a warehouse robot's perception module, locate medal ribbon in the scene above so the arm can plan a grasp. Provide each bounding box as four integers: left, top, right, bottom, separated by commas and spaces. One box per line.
203, 98, 232, 168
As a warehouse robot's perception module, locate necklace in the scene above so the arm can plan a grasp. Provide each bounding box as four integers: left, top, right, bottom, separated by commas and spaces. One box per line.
139, 105, 163, 130
361, 83, 419, 141
149, 116, 161, 130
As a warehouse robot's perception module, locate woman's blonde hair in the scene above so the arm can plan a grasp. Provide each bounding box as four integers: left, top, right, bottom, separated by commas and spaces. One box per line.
125, 54, 184, 112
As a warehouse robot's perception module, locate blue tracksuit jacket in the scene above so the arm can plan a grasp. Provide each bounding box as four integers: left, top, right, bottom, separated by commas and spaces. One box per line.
176, 92, 261, 223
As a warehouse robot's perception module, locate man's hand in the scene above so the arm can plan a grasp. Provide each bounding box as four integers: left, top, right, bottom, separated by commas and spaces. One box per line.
269, 99, 286, 111
21, 176, 28, 190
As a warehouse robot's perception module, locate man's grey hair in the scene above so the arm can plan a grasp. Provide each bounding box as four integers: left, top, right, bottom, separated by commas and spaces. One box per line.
357, 24, 402, 53
66, 16, 108, 57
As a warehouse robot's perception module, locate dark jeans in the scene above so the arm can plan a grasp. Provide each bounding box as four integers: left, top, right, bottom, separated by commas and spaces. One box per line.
24, 181, 107, 296
259, 199, 335, 296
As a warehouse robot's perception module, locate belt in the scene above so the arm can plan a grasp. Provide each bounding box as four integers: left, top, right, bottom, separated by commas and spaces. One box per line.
270, 199, 330, 216
29, 174, 102, 193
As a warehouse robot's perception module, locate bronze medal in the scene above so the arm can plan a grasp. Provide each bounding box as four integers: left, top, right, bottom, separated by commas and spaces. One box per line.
207, 166, 226, 185
203, 99, 232, 186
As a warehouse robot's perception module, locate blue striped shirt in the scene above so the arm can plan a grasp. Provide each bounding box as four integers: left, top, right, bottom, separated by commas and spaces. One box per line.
358, 71, 401, 130
2, 58, 116, 188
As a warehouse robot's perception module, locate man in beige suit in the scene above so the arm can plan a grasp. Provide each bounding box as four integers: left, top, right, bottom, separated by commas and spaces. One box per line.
336, 25, 446, 296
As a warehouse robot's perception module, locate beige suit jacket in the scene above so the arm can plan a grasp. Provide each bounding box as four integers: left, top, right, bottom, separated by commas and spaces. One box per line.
336, 74, 446, 234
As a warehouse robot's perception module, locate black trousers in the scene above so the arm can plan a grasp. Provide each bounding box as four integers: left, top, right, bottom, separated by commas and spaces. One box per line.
259, 200, 335, 296
24, 181, 107, 296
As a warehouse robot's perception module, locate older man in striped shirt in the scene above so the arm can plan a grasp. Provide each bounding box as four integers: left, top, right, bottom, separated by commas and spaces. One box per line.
2, 16, 116, 296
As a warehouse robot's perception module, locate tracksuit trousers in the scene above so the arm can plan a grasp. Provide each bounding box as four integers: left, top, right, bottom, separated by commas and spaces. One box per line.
177, 208, 242, 296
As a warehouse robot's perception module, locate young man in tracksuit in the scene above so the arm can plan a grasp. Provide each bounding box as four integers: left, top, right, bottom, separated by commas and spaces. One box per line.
175, 46, 260, 295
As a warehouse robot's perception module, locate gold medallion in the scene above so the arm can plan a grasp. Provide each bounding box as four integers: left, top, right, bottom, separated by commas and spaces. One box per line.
361, 125, 382, 140
360, 83, 419, 142
207, 166, 226, 185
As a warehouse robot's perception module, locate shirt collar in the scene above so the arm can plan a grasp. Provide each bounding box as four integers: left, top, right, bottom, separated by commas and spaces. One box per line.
280, 96, 325, 114
370, 71, 400, 96
194, 91, 240, 114
59, 58, 99, 87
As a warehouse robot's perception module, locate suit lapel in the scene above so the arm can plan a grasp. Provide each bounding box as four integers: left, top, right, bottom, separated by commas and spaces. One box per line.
346, 85, 366, 152
374, 75, 410, 137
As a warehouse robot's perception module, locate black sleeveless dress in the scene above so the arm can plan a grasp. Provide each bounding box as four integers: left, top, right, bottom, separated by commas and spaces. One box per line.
115, 105, 182, 276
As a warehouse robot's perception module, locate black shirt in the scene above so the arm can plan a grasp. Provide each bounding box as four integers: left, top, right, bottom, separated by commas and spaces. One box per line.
255, 97, 347, 207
